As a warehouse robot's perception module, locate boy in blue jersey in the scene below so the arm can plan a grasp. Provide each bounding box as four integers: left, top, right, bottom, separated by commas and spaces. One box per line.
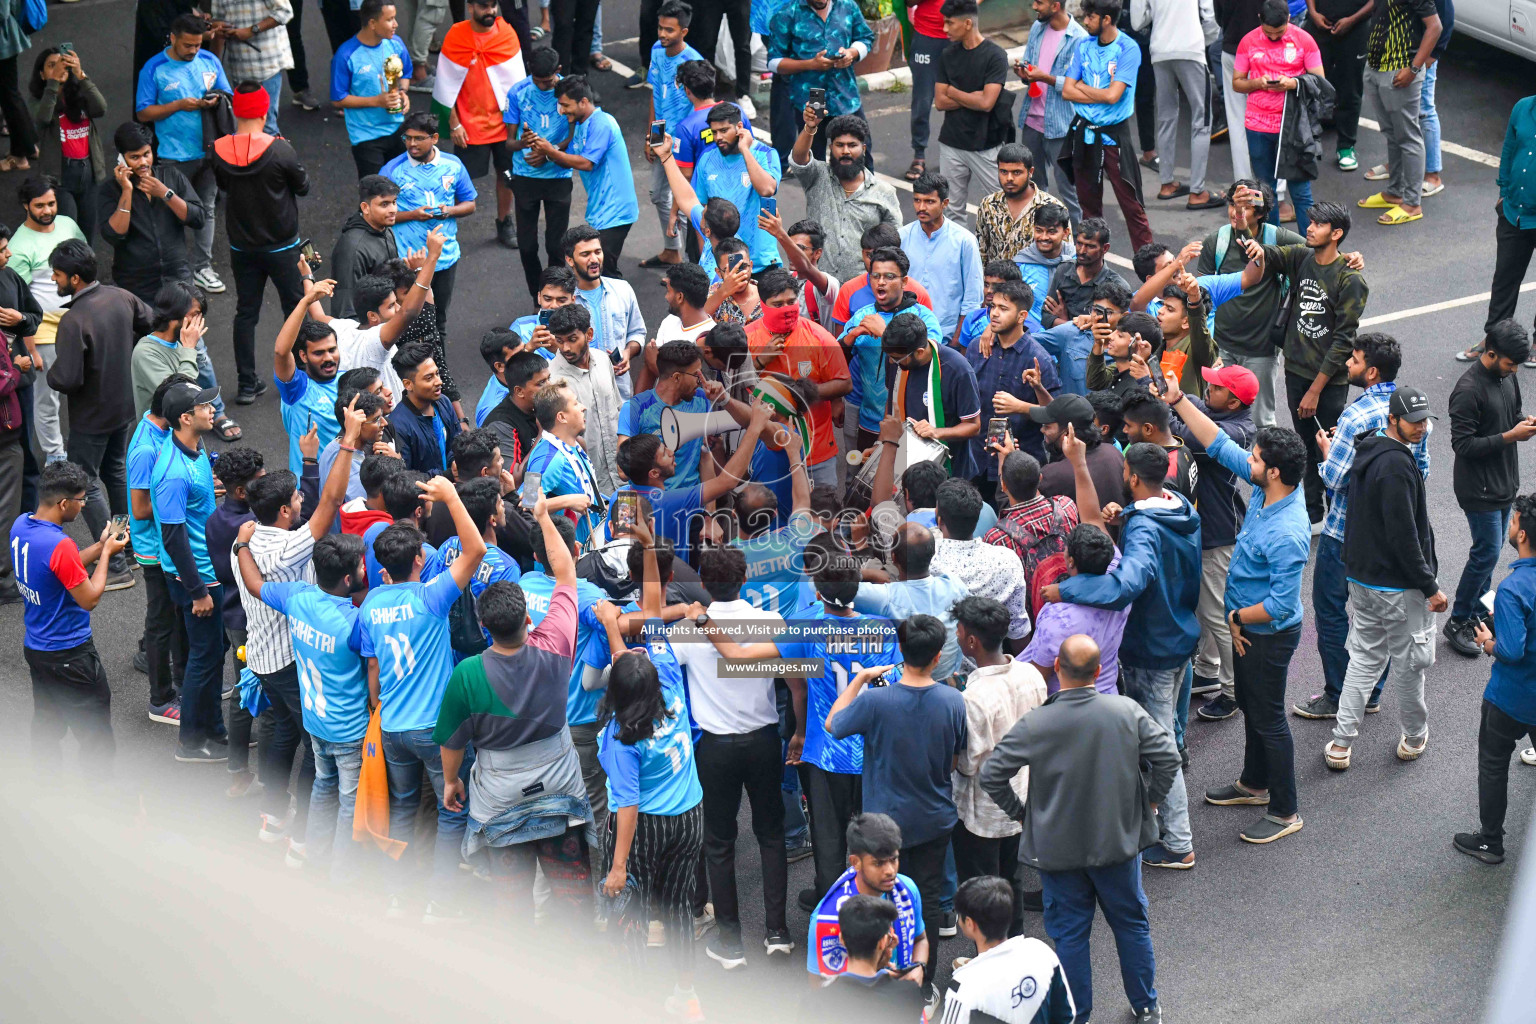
359, 473, 486, 918
618, 339, 741, 493
689, 104, 783, 273
505, 47, 573, 299
955, 261, 1027, 350
526, 76, 638, 274
841, 249, 946, 449
131, 374, 195, 722
13, 462, 131, 769
273, 279, 344, 474
362, 468, 437, 589
806, 813, 928, 983
639, 1, 704, 269
1015, 202, 1074, 331
381, 113, 477, 331
331, 0, 413, 176
135, 12, 231, 293
423, 476, 521, 653
235, 532, 372, 880
524, 380, 605, 546
151, 383, 228, 762
733, 478, 817, 620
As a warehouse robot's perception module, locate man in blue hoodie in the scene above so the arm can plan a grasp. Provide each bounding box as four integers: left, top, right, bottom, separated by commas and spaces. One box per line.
1042, 437, 1201, 869
1014, 202, 1073, 331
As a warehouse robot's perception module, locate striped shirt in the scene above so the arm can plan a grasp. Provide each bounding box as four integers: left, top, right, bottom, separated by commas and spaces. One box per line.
232, 523, 317, 674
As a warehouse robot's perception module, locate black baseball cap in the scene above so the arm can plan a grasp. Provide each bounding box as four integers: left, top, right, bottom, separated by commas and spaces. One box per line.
1389, 386, 1436, 423
1028, 394, 1094, 425
163, 383, 220, 425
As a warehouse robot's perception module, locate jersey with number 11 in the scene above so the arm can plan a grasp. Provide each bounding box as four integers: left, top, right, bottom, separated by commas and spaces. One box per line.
260, 582, 370, 744
779, 608, 899, 775
359, 573, 462, 733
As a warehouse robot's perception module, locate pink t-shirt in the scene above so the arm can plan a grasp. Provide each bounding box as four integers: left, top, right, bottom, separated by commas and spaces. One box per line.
1026, 26, 1067, 133
1234, 25, 1322, 134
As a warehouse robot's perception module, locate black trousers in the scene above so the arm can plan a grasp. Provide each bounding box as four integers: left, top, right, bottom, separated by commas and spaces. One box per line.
1126, 25, 1157, 153
1235, 625, 1301, 819
66, 424, 130, 574
952, 822, 1025, 938
797, 762, 863, 897
512, 175, 574, 299
0, 55, 38, 160
695, 724, 789, 938
900, 830, 950, 992
257, 660, 316, 836
598, 223, 632, 279
1307, 19, 1369, 151
142, 562, 187, 707
351, 132, 405, 177
551, 0, 601, 75
231, 246, 308, 392
636, 0, 665, 73
27, 640, 114, 771
692, 0, 752, 97
1283, 372, 1349, 524
1478, 698, 1536, 841
429, 261, 459, 335
1487, 210, 1536, 337
225, 626, 258, 775
320, 0, 360, 54
286, 0, 311, 92
604, 804, 705, 978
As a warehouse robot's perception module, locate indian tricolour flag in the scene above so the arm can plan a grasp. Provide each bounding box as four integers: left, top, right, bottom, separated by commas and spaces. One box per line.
430, 21, 526, 137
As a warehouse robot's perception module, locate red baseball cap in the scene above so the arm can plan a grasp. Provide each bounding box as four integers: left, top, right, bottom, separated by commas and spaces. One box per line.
1201, 365, 1259, 406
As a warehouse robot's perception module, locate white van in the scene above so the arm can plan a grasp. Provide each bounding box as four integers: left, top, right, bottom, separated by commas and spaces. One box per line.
1457, 0, 1536, 60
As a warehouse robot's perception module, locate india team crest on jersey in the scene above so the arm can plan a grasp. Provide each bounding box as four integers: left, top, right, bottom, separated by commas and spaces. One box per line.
798, 360, 813, 377
441, 172, 457, 192
1106, 60, 1117, 79
203, 70, 217, 90
816, 921, 847, 973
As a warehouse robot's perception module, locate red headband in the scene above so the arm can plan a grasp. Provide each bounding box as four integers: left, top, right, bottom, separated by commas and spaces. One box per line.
231, 88, 270, 120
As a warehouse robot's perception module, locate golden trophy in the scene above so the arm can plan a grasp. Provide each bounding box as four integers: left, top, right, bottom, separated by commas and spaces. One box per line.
382, 54, 404, 113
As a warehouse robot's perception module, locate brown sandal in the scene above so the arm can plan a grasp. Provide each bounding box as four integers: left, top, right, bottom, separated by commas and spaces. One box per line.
903, 157, 925, 182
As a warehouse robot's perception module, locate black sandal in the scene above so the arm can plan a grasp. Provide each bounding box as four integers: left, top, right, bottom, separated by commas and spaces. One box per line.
903, 157, 925, 182
213, 417, 242, 442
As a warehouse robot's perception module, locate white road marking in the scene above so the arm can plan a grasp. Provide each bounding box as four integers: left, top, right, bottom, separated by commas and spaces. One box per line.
1359, 281, 1536, 327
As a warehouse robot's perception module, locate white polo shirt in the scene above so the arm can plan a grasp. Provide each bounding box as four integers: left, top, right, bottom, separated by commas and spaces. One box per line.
669, 598, 784, 736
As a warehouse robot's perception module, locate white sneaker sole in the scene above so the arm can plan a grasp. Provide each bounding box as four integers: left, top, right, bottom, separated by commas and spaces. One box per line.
147, 709, 180, 725
706, 947, 746, 969
1521, 748, 1536, 766
1396, 733, 1428, 761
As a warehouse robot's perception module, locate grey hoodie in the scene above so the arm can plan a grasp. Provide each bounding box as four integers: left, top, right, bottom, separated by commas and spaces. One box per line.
1016, 241, 1072, 327
330, 210, 398, 319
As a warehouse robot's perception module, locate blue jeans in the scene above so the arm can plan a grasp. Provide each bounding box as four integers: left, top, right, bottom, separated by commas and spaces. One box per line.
1175, 662, 1192, 749
1247, 128, 1313, 235
1314, 534, 1386, 704
383, 727, 471, 903
1421, 61, 1440, 175
310, 735, 364, 881
259, 72, 282, 136
1119, 663, 1192, 855
1040, 856, 1157, 1019
1454, 508, 1510, 620
941, 842, 957, 913
777, 684, 809, 848
166, 576, 227, 745
194, 337, 226, 418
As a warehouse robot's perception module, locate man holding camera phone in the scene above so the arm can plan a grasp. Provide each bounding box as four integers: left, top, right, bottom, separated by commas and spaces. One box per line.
766, 0, 874, 163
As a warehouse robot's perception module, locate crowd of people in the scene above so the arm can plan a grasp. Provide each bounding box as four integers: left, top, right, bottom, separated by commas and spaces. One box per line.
3, 0, 1536, 1021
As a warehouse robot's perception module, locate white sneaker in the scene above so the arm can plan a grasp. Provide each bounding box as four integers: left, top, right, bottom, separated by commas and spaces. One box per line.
736, 94, 758, 119
193, 267, 226, 293
257, 813, 286, 843
1520, 747, 1536, 766
284, 839, 307, 869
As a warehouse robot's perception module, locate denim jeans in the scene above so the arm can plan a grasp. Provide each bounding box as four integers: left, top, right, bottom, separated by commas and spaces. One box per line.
1420, 61, 1441, 175
166, 577, 228, 745
1175, 662, 1192, 750
1119, 663, 1192, 854
259, 72, 282, 136
310, 735, 365, 880
383, 726, 471, 903
1235, 625, 1302, 817
1453, 507, 1510, 620
1313, 534, 1385, 705
160, 157, 218, 272
66, 424, 130, 575
1040, 855, 1157, 1019
1247, 128, 1313, 235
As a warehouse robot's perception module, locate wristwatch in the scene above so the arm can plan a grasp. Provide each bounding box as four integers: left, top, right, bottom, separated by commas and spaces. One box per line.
163, 187, 176, 201
1229, 608, 1244, 627
694, 613, 711, 628
232, 541, 251, 554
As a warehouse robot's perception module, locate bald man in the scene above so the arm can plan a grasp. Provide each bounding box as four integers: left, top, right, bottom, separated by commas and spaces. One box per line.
980, 632, 1179, 1024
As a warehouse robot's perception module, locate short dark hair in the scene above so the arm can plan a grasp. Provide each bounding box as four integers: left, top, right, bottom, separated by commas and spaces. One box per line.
1092, 277, 1134, 310
212, 445, 264, 491
169, 11, 209, 36
1088, 389, 1124, 439
1255, 426, 1308, 487
953, 595, 1009, 653
1116, 310, 1163, 351
313, 533, 366, 591
677, 58, 715, 98
151, 373, 196, 419
665, 261, 710, 308
901, 460, 947, 509
897, 613, 947, 668
247, 470, 300, 525
1034, 203, 1070, 232
940, 0, 980, 15
297, 319, 336, 356
534, 382, 574, 430
935, 478, 984, 541
882, 310, 929, 353
401, 111, 438, 136
911, 171, 949, 201
526, 45, 560, 77
477, 580, 529, 644
626, 534, 677, 584
549, 302, 591, 336
561, 223, 601, 259
1067, 522, 1114, 574
530, 512, 577, 567
1120, 389, 1170, 432
982, 259, 1024, 282
337, 366, 381, 395
756, 266, 797, 304
955, 876, 1014, 943
705, 100, 742, 125
1260, 0, 1289, 25
538, 264, 578, 294
712, 234, 749, 262
381, 257, 418, 293
1159, 284, 1191, 316
390, 340, 436, 380
113, 120, 152, 156
618, 435, 662, 485
1077, 216, 1111, 245
360, 452, 402, 498
812, 551, 862, 608
151, 279, 206, 332
995, 142, 1032, 168
1226, 177, 1272, 217
1486, 318, 1533, 363
837, 896, 899, 961
39, 460, 88, 504
786, 218, 825, 251
656, 339, 701, 377
1123, 441, 1169, 489
352, 274, 395, 319
1000, 451, 1041, 502
451, 429, 499, 479
1352, 332, 1402, 382
1132, 242, 1171, 282
479, 327, 519, 369
846, 812, 902, 858
457, 476, 503, 533
657, 0, 693, 26
992, 279, 1034, 313
359, 174, 400, 202
868, 245, 910, 278
373, 522, 426, 582
702, 197, 740, 240
17, 174, 56, 208
1082, 0, 1122, 17
699, 545, 747, 602
1308, 200, 1352, 241
824, 114, 869, 149
48, 238, 96, 282
554, 74, 595, 104
382, 469, 430, 521
507, 351, 549, 391
861, 222, 901, 251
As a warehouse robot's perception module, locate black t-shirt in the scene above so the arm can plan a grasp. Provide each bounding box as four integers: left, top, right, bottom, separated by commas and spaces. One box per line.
890, 341, 983, 479
798, 971, 928, 1024
935, 39, 1011, 150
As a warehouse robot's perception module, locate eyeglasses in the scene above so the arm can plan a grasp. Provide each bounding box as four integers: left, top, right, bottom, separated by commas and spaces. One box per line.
869, 271, 902, 282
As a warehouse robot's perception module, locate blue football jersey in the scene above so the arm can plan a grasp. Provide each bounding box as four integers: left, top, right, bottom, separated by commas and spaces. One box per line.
518, 569, 611, 726
808, 868, 924, 976
358, 572, 461, 732
778, 609, 899, 775
733, 513, 818, 618
261, 582, 370, 743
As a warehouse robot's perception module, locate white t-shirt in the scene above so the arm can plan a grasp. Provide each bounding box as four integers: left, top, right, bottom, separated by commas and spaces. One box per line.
656, 313, 716, 346
800, 273, 841, 333
331, 317, 403, 402
669, 598, 783, 735
944, 936, 1075, 1024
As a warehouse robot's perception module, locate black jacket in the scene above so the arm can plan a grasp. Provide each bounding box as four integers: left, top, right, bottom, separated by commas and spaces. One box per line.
96, 164, 205, 302
46, 282, 155, 435
330, 211, 398, 319
1277, 74, 1336, 184
1172, 397, 1255, 549
210, 132, 311, 251
1343, 433, 1439, 597
1449, 358, 1523, 511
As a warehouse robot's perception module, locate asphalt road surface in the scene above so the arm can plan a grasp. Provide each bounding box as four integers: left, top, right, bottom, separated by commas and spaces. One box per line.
2, 1, 1534, 1021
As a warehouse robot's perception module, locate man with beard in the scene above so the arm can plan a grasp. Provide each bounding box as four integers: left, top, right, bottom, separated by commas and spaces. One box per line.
1014, 202, 1073, 334
841, 249, 945, 451
618, 338, 724, 495
548, 303, 622, 494
968, 280, 1060, 477
331, 176, 401, 319
46, 240, 154, 589
382, 114, 476, 333
1038, 217, 1129, 329
561, 225, 644, 400
387, 341, 461, 476
273, 279, 346, 476
97, 122, 207, 305
974, 144, 1064, 268
689, 103, 783, 274
786, 106, 901, 283
1032, 394, 1124, 505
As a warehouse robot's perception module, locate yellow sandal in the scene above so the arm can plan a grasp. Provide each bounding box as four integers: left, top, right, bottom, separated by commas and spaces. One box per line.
1357, 192, 1400, 209
1377, 206, 1423, 226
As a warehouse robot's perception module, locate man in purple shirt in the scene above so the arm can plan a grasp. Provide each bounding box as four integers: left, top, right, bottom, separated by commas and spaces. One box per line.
1023, 523, 1129, 694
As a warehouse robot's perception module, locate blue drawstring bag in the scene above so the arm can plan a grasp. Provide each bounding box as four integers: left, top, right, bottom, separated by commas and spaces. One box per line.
20, 0, 47, 36
239, 666, 269, 718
